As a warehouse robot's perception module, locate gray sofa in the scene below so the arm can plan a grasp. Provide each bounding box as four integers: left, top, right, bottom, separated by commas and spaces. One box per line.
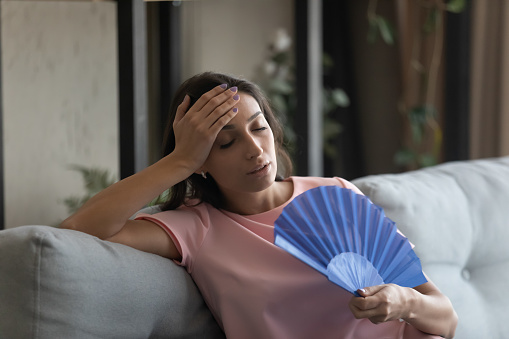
1, 156, 508, 338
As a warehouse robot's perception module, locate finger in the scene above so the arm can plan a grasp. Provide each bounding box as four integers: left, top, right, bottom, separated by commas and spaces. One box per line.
350, 288, 387, 311
350, 295, 377, 311
357, 284, 386, 297
199, 86, 238, 121
191, 83, 230, 112
368, 316, 387, 325
350, 301, 387, 323
209, 107, 239, 135
348, 299, 380, 321
204, 93, 240, 129
174, 95, 190, 126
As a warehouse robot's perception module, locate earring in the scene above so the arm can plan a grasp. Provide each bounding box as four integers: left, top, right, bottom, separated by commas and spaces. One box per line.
201, 171, 207, 179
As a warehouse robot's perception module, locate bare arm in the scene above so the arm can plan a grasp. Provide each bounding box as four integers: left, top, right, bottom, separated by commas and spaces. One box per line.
61, 84, 239, 258
349, 279, 458, 338
60, 154, 188, 259
60, 154, 190, 239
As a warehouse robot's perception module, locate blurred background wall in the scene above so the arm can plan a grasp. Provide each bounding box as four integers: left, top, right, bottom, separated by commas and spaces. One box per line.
1, 0, 508, 229
1, 1, 118, 228
179, 0, 294, 81
0, 0, 293, 228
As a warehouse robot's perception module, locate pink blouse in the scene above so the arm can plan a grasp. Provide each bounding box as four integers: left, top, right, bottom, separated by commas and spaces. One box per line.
136, 176, 439, 339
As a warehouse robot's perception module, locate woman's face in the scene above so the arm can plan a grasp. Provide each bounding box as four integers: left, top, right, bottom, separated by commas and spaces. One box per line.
202, 92, 278, 199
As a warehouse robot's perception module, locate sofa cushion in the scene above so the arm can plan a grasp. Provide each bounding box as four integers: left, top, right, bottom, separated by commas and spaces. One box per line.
352, 156, 509, 339
0, 225, 224, 339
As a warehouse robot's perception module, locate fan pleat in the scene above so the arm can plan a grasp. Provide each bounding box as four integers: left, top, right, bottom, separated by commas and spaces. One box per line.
275, 235, 327, 275
375, 227, 398, 273
380, 236, 408, 279
274, 186, 428, 295
306, 191, 336, 259
323, 187, 345, 254
278, 211, 329, 268
338, 189, 357, 253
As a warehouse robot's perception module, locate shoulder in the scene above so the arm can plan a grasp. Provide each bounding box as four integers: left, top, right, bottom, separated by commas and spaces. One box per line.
136, 201, 220, 229
134, 202, 222, 270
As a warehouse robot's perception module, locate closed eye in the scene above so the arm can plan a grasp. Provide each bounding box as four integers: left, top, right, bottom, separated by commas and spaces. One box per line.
219, 126, 266, 149
220, 140, 235, 149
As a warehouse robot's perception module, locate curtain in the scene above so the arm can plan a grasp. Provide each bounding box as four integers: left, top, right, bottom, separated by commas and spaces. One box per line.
470, 0, 509, 158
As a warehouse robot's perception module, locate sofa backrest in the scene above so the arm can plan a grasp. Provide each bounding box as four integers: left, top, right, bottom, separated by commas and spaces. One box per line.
352, 156, 509, 339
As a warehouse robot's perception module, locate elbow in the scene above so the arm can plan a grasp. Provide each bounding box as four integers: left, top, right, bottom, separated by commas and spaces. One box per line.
441, 298, 458, 339
60, 217, 78, 231
447, 309, 459, 339
60, 214, 119, 240
60, 215, 97, 237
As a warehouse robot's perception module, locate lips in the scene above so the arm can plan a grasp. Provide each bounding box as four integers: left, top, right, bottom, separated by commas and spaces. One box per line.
247, 162, 270, 175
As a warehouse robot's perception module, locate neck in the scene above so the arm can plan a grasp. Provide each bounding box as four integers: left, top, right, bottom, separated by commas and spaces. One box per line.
222, 180, 293, 215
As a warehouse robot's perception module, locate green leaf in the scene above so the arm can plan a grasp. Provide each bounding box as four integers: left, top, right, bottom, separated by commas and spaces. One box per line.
323, 120, 343, 140
67, 164, 115, 194
408, 106, 426, 144
269, 78, 294, 95
394, 149, 417, 167
376, 16, 395, 45
447, 0, 466, 13
271, 51, 291, 65
148, 189, 170, 207
283, 125, 297, 145
330, 88, 350, 107
408, 106, 427, 123
270, 94, 288, 116
324, 142, 338, 159
418, 153, 438, 168
423, 8, 440, 34
410, 123, 424, 144
62, 195, 90, 215
322, 53, 335, 71
63, 165, 116, 215
367, 18, 379, 43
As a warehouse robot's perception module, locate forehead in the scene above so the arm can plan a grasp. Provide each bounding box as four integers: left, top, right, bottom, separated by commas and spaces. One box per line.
219, 93, 265, 131
225, 93, 263, 125
237, 93, 261, 112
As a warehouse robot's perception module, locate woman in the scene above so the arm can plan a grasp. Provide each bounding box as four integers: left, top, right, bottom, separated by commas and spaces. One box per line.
62, 72, 457, 338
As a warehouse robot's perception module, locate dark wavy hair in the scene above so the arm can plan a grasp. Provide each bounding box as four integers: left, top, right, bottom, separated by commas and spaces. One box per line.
160, 71, 293, 211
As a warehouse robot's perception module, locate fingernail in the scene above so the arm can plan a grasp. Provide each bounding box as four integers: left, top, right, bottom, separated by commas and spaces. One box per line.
219, 83, 227, 89
233, 94, 240, 101
182, 94, 188, 103
359, 288, 366, 293
230, 86, 238, 92
233, 107, 238, 113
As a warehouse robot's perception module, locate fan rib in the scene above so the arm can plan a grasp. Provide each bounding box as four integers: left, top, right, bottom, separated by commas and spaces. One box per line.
335, 189, 356, 253
275, 235, 327, 275
321, 187, 344, 256
276, 213, 330, 266
379, 235, 408, 278
360, 201, 371, 258
305, 192, 336, 260
374, 226, 398, 272
273, 186, 427, 295
368, 210, 384, 270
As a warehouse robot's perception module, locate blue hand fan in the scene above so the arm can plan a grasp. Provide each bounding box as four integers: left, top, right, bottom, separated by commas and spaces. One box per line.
274, 186, 427, 295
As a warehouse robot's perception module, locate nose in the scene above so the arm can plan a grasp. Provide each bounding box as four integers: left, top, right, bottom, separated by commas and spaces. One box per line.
245, 135, 263, 159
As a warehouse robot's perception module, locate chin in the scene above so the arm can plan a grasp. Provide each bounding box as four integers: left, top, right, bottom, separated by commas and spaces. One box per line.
253, 173, 278, 192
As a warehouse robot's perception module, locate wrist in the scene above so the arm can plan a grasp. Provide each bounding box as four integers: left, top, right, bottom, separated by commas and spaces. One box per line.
158, 152, 197, 181
401, 287, 420, 322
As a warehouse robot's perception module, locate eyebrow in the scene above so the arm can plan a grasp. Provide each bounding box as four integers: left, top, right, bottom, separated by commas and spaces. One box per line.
221, 111, 262, 130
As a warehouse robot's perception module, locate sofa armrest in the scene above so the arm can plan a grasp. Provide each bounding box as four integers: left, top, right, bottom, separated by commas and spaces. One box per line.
0, 225, 224, 339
